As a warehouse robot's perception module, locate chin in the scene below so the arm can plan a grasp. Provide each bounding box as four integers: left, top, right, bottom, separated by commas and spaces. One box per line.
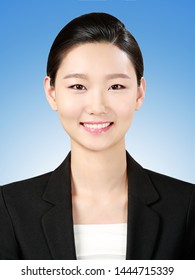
73, 139, 122, 153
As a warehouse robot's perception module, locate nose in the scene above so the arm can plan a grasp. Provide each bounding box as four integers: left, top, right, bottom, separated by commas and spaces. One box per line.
85, 91, 108, 115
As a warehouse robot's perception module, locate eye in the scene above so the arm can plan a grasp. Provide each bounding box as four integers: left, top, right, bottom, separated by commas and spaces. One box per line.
109, 84, 125, 90
69, 84, 86, 91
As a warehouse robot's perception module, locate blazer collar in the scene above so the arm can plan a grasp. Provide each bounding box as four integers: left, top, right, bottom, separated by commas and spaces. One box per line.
42, 152, 76, 259
42, 151, 160, 260
126, 152, 159, 205
126, 152, 160, 259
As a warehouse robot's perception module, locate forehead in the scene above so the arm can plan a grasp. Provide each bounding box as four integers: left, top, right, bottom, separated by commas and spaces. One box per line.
58, 42, 135, 75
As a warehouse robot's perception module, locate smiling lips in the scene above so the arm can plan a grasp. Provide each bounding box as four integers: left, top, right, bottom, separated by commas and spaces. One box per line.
80, 122, 113, 134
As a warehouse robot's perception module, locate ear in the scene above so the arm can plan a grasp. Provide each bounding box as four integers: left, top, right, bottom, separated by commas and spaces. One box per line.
44, 76, 58, 111
135, 77, 146, 110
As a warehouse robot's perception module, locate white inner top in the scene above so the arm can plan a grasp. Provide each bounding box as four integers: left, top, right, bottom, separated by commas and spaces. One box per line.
73, 223, 127, 260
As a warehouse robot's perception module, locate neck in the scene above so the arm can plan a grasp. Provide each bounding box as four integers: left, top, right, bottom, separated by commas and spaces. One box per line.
70, 141, 127, 197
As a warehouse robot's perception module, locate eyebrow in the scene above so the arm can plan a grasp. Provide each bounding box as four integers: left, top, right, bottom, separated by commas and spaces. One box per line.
63, 73, 88, 80
63, 73, 131, 80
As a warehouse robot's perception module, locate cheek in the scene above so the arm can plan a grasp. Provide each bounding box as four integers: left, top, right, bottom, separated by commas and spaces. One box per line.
114, 98, 136, 121
57, 97, 82, 120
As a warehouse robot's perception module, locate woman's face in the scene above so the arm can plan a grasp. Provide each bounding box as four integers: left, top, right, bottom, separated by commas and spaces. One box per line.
45, 42, 145, 152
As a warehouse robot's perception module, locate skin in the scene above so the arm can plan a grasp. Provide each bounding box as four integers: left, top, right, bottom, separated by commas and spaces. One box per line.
44, 42, 146, 224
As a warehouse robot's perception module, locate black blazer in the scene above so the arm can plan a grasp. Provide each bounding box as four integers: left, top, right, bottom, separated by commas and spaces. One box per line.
0, 152, 195, 260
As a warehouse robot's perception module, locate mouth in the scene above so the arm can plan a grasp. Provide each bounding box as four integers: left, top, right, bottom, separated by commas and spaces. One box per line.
80, 122, 114, 134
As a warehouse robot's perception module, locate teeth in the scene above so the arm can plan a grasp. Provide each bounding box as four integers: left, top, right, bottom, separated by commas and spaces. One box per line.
83, 123, 111, 129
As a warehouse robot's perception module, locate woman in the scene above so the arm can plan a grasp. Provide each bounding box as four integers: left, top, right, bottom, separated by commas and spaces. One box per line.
0, 12, 194, 260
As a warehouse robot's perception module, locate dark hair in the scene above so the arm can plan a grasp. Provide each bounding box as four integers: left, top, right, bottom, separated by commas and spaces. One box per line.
47, 12, 144, 86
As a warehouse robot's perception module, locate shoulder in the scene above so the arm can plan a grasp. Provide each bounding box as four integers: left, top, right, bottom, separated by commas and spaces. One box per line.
126, 151, 194, 199
0, 172, 52, 201
0, 152, 71, 206
144, 168, 195, 205
1, 153, 71, 198
145, 168, 194, 191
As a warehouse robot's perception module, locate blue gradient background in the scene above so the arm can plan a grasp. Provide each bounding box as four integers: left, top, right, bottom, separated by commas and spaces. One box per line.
0, 0, 194, 185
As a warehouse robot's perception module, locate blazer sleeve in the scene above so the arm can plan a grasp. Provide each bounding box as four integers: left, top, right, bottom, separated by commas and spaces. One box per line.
185, 186, 195, 259
0, 187, 20, 259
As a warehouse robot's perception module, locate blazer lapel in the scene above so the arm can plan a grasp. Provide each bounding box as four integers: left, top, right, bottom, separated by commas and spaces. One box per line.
40, 151, 160, 260
126, 153, 160, 259
41, 153, 77, 260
